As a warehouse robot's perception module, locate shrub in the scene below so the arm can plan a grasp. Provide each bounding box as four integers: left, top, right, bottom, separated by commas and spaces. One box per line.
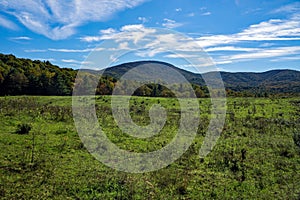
15, 123, 32, 135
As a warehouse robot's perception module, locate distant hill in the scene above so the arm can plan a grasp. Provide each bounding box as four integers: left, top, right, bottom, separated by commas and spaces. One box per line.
216, 70, 300, 94
0, 53, 299, 96
93, 60, 300, 95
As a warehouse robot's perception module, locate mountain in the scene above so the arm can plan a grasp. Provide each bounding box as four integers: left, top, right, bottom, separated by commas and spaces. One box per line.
0, 53, 299, 96
84, 60, 205, 85
219, 70, 300, 94
95, 60, 300, 95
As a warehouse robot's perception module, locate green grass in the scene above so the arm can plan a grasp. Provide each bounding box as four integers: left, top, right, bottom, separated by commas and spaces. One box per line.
0, 96, 299, 199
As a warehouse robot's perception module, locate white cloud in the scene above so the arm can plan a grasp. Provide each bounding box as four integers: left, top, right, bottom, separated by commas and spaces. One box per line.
219, 46, 300, 61
259, 43, 275, 47
164, 53, 199, 58
62, 59, 82, 63
49, 47, 104, 53
121, 24, 144, 31
175, 8, 182, 12
118, 42, 131, 50
25, 49, 47, 53
271, 55, 300, 62
49, 48, 92, 53
81, 24, 156, 43
62, 59, 93, 66
0, 0, 148, 40
138, 17, 148, 23
100, 28, 116, 34
197, 15, 300, 48
214, 60, 233, 65
33, 58, 55, 62
162, 18, 183, 29
80, 18, 300, 68
201, 12, 211, 16
0, 15, 18, 30
188, 13, 195, 17
10, 36, 32, 40
206, 46, 259, 52
272, 2, 300, 14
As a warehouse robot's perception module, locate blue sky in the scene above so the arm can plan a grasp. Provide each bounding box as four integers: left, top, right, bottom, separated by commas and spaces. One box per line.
0, 0, 299, 72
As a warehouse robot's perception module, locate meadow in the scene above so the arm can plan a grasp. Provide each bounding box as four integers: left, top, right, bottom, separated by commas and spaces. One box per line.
0, 96, 299, 199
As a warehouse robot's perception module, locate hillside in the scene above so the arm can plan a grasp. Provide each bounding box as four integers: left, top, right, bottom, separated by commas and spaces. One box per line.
0, 53, 299, 96
97, 60, 300, 96
0, 53, 76, 95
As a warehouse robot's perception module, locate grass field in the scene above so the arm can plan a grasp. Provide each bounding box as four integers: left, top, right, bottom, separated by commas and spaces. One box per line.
0, 96, 299, 199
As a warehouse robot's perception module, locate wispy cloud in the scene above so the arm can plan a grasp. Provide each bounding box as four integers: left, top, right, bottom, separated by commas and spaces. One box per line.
80, 18, 300, 68
0, 0, 148, 40
162, 18, 183, 29
271, 55, 300, 62
271, 2, 300, 14
33, 58, 55, 62
0, 15, 18, 30
188, 13, 195, 17
25, 49, 47, 53
175, 8, 182, 12
197, 15, 300, 48
10, 36, 32, 40
201, 12, 211, 16
164, 53, 199, 58
62, 59, 82, 63
217, 46, 300, 62
61, 59, 93, 66
199, 6, 211, 16
49, 47, 104, 53
79, 24, 216, 72
206, 46, 259, 52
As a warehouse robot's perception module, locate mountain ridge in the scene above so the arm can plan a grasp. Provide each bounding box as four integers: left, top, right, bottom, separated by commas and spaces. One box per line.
0, 53, 299, 96
95, 60, 300, 94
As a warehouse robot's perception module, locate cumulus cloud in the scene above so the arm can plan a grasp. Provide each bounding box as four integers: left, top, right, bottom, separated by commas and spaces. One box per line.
81, 24, 156, 43
0, 0, 148, 40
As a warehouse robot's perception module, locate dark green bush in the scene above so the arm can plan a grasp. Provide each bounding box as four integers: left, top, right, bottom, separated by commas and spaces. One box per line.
15, 123, 32, 135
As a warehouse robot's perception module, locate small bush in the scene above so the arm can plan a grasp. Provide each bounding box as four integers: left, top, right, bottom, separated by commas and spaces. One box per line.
55, 130, 68, 135
15, 123, 32, 135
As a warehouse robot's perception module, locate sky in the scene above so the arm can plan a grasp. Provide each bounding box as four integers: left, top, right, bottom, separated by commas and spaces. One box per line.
0, 0, 299, 73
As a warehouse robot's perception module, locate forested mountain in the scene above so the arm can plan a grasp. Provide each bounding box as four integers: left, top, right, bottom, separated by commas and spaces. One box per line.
0, 53, 299, 97
219, 70, 300, 94
0, 54, 76, 95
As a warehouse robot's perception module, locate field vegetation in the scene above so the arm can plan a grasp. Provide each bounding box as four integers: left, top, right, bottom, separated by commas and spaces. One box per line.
0, 96, 299, 199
